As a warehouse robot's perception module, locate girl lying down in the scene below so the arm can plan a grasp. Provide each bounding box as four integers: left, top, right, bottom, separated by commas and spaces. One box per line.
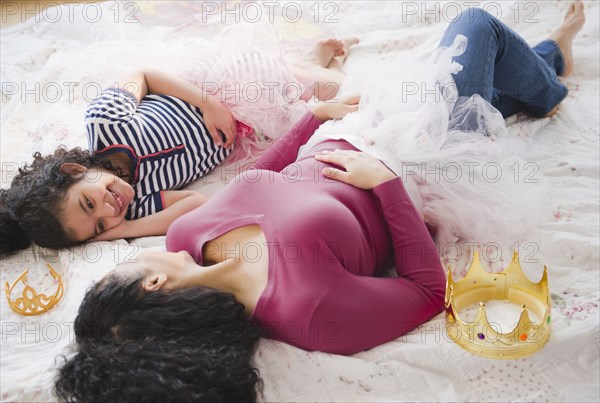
55, 4, 585, 402
0, 38, 359, 255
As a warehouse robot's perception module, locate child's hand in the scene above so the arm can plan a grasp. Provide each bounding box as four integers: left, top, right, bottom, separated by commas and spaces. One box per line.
312, 95, 360, 122
203, 96, 237, 148
314, 149, 397, 189
88, 219, 131, 242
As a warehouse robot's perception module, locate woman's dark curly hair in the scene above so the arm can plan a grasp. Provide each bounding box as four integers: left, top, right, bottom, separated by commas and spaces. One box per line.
55, 272, 263, 402
0, 146, 125, 256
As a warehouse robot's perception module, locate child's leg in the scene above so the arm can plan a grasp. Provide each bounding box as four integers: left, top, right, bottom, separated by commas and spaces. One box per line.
291, 38, 359, 101
438, 8, 568, 118
292, 66, 345, 102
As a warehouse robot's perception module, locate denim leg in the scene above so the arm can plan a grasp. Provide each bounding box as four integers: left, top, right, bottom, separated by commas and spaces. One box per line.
438, 8, 568, 118
532, 39, 566, 76
491, 39, 566, 117
491, 90, 524, 118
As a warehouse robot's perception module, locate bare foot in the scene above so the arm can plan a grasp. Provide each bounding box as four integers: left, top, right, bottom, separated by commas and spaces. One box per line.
293, 37, 359, 101
549, 0, 585, 77
292, 66, 345, 102
333, 37, 360, 59
303, 37, 360, 68
327, 37, 360, 71
304, 38, 345, 68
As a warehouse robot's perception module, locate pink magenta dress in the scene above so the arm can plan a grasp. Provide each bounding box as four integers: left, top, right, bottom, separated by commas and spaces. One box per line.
166, 112, 446, 355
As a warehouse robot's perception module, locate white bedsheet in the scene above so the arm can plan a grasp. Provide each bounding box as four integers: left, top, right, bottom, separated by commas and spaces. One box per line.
1, 1, 598, 401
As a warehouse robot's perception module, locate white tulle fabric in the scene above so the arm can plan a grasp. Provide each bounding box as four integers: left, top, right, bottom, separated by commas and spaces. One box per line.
301, 35, 551, 248
182, 38, 310, 163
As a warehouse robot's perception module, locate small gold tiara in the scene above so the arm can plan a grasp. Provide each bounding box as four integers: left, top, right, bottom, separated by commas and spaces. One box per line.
4, 263, 64, 316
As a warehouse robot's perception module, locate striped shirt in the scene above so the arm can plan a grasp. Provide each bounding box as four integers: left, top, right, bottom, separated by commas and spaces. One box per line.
85, 87, 230, 219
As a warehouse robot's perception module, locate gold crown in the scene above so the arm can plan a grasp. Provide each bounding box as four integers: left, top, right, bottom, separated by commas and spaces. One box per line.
445, 251, 551, 359
4, 263, 64, 316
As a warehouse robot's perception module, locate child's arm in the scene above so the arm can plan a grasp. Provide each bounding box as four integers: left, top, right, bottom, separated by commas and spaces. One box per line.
122, 70, 237, 148
89, 191, 207, 242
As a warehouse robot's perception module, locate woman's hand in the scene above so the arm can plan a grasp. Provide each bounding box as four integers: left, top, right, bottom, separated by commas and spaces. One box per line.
203, 96, 237, 148
312, 95, 360, 122
314, 149, 397, 189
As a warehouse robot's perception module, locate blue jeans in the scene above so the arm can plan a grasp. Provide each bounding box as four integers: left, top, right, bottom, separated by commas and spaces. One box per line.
439, 8, 568, 118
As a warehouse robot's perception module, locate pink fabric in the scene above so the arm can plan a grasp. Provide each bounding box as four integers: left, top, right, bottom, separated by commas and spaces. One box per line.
166, 112, 446, 355
235, 120, 254, 138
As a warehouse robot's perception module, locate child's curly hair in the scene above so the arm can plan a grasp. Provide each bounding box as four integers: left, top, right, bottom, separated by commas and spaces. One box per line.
0, 146, 125, 256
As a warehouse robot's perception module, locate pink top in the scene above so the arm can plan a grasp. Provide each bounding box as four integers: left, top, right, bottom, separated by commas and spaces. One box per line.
166, 112, 446, 355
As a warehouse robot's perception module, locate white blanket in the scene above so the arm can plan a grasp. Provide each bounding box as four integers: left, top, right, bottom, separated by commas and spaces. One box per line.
1, 1, 598, 401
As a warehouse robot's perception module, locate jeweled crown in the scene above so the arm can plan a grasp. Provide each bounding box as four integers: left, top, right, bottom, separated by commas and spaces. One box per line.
445, 251, 551, 359
4, 263, 64, 316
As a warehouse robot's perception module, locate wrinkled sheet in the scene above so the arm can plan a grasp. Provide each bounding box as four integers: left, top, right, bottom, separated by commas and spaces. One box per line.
1, 1, 598, 401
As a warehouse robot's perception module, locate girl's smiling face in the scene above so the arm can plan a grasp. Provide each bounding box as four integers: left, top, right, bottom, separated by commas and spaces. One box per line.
59, 166, 135, 241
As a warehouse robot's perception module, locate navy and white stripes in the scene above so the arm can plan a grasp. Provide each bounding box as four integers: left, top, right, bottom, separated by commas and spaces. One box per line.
86, 87, 230, 219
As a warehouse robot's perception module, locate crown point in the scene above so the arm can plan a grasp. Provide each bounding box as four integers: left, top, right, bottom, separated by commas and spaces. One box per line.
539, 265, 549, 285
512, 250, 519, 261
